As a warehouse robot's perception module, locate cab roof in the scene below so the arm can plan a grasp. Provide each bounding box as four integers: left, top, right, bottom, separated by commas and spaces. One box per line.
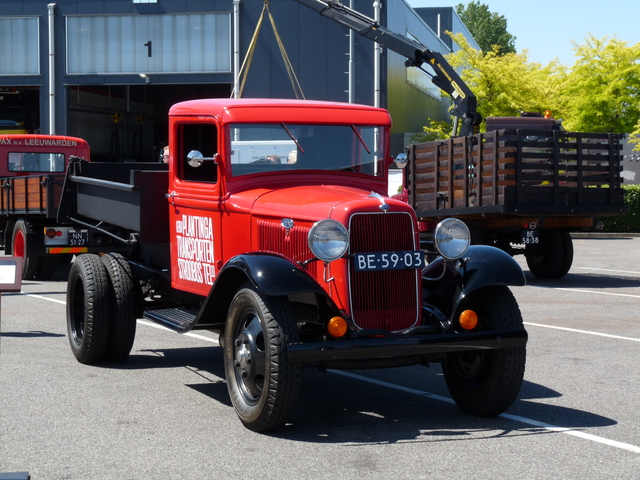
169, 98, 392, 126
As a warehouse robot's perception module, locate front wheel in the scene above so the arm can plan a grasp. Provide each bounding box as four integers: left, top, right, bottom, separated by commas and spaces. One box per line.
442, 286, 526, 417
224, 283, 301, 432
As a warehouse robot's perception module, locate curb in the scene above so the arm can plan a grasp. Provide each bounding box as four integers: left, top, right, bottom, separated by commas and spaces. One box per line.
571, 232, 640, 239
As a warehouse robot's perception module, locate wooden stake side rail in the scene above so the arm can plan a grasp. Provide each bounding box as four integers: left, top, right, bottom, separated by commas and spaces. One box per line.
408, 129, 625, 218
0, 174, 65, 218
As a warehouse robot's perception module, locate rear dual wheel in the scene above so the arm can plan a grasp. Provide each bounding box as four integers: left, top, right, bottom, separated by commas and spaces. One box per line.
525, 231, 573, 279
67, 253, 137, 364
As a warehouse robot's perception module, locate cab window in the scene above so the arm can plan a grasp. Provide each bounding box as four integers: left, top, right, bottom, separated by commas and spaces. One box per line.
178, 123, 218, 183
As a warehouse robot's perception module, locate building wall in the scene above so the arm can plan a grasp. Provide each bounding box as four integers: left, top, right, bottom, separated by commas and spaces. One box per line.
0, 0, 475, 157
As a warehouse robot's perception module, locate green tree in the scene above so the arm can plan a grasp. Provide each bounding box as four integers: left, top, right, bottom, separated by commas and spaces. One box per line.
559, 35, 640, 136
455, 1, 516, 54
443, 33, 562, 128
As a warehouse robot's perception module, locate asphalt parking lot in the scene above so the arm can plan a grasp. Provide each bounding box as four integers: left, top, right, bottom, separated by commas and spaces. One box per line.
2, 236, 640, 479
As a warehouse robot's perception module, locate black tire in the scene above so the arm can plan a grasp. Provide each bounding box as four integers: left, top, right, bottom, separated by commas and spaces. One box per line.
67, 254, 112, 364
12, 219, 38, 280
555, 232, 574, 278
524, 230, 564, 279
442, 286, 526, 417
101, 253, 138, 362
37, 255, 59, 279
224, 283, 301, 432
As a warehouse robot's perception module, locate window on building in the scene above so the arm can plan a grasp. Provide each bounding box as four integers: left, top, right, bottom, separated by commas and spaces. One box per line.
66, 14, 231, 74
0, 18, 40, 75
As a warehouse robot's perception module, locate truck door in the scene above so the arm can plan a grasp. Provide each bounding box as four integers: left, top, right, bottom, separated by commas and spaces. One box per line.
168, 119, 222, 297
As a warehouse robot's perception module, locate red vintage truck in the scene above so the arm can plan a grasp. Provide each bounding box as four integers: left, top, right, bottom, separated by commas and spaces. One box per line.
0, 134, 91, 278
52, 98, 528, 432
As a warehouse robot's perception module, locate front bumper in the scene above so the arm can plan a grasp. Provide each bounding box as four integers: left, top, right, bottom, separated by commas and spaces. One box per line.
287, 329, 528, 363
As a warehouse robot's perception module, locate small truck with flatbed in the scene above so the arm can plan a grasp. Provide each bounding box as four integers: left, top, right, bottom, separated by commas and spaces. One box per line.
0, 134, 91, 279
54, 97, 527, 432
403, 118, 627, 278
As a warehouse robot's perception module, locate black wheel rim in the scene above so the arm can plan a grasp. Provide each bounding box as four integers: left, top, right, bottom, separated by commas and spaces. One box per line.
233, 310, 267, 405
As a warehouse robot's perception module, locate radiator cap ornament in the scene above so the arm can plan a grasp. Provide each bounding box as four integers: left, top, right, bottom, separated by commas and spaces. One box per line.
281, 218, 295, 235
369, 191, 390, 212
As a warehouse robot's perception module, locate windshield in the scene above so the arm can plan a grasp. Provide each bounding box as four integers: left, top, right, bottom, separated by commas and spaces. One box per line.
229, 123, 386, 178
8, 152, 65, 172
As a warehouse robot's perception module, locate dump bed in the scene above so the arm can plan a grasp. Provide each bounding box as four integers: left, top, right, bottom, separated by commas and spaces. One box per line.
406, 129, 627, 220
59, 161, 169, 243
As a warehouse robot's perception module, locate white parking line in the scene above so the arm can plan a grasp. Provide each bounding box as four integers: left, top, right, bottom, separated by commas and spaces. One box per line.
553, 287, 640, 299
572, 266, 640, 275
137, 319, 219, 344
16, 292, 66, 305
524, 322, 640, 342
331, 369, 640, 454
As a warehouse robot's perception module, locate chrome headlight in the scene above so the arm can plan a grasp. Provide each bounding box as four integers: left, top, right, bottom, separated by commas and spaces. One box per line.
434, 218, 470, 260
308, 219, 349, 262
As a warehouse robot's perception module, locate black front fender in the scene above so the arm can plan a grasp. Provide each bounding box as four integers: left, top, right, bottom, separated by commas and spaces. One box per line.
195, 253, 336, 329
460, 245, 526, 292
422, 245, 525, 320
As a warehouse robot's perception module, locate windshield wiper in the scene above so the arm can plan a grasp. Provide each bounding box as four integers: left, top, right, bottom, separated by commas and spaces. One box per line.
281, 123, 305, 153
351, 125, 371, 154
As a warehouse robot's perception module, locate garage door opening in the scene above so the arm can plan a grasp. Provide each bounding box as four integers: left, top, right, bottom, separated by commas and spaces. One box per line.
0, 87, 40, 134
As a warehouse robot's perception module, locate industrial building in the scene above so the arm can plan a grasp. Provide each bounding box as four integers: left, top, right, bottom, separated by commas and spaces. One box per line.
0, 0, 478, 161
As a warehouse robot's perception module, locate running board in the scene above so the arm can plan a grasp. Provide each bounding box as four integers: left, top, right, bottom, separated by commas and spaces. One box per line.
143, 307, 197, 333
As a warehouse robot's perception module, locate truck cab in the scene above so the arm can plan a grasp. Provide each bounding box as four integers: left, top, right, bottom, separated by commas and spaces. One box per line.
58, 99, 528, 432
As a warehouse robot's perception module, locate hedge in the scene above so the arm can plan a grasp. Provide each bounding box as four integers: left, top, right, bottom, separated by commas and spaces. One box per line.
596, 184, 640, 232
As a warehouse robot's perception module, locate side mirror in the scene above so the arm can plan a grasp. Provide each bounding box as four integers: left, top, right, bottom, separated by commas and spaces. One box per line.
187, 150, 218, 168
394, 152, 408, 169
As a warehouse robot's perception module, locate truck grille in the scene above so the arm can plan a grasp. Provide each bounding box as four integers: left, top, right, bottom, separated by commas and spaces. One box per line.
257, 219, 317, 276
348, 212, 420, 331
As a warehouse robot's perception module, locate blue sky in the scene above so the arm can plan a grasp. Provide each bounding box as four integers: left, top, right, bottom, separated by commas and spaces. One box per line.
407, 0, 639, 66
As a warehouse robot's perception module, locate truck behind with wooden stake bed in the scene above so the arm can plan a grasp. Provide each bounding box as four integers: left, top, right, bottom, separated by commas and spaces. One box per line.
55, 98, 527, 432
0, 134, 91, 279
296, 0, 627, 279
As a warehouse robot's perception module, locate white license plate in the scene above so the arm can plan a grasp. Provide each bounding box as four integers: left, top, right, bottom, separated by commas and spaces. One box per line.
354, 251, 425, 271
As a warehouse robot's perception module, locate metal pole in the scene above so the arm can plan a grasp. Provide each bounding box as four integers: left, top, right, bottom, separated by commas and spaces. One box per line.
47, 3, 56, 134
373, 1, 381, 109
233, 0, 241, 99
348, 0, 355, 103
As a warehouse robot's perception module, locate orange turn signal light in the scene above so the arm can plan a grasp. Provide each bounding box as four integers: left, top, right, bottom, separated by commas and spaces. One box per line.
459, 310, 478, 330
327, 316, 348, 338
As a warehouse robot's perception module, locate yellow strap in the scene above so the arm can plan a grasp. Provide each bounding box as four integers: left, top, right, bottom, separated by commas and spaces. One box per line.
232, 1, 305, 100
267, 6, 305, 99
232, 4, 266, 98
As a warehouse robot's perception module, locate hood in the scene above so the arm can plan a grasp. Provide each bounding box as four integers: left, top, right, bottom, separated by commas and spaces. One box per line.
249, 184, 413, 223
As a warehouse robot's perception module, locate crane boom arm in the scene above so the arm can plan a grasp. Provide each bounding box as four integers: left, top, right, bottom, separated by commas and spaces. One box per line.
295, 0, 481, 135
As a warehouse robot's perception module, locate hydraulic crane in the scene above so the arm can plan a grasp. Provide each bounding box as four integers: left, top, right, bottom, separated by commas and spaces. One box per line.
295, 0, 482, 136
